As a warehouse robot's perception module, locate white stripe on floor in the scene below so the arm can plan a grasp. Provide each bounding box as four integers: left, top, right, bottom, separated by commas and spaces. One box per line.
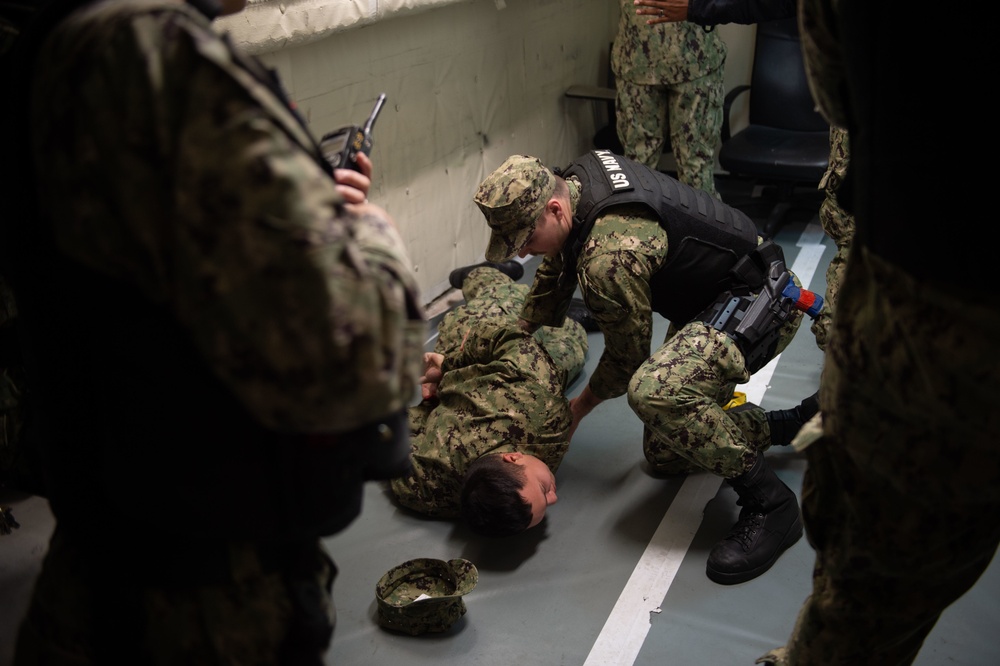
583, 222, 827, 666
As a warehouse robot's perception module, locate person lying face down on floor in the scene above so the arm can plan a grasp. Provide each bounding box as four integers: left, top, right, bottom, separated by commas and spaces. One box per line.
388, 263, 594, 536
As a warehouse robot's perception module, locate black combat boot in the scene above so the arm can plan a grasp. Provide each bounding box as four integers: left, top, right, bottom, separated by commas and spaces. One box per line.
448, 260, 524, 289
765, 391, 819, 447
706, 454, 803, 585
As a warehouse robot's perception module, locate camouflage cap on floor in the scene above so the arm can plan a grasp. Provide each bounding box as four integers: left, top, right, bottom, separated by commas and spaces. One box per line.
474, 155, 556, 263
375, 557, 479, 636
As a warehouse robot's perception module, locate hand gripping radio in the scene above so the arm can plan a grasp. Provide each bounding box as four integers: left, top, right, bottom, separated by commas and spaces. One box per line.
320, 93, 387, 172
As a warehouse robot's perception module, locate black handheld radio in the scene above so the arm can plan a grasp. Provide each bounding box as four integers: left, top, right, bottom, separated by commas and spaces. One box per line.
320, 93, 387, 171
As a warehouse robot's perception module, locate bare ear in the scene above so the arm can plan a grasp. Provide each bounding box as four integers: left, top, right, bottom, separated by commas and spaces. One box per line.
501, 452, 522, 463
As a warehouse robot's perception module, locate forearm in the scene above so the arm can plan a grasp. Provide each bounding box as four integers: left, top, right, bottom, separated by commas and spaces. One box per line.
572, 384, 604, 420
687, 0, 796, 25
634, 0, 796, 26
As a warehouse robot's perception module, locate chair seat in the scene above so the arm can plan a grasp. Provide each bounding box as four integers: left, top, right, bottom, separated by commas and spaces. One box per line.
719, 126, 829, 183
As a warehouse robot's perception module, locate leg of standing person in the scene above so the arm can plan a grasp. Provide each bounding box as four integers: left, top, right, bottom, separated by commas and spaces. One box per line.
615, 78, 669, 170
759, 247, 1000, 665
810, 126, 854, 351
665, 67, 724, 198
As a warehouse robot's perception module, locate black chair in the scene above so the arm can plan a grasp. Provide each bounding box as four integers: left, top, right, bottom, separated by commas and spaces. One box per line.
719, 18, 829, 237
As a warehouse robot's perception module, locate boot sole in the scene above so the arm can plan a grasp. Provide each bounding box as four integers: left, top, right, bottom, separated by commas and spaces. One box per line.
705, 514, 804, 586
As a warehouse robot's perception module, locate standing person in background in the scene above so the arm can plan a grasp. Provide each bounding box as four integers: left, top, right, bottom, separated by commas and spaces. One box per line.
755, 1, 1000, 663
612, 0, 727, 197
633, 5, 999, 661
0, 0, 424, 663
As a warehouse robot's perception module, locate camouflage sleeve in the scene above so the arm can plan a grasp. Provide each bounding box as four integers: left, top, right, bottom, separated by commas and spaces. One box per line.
33, 3, 423, 433
580, 251, 655, 400
389, 405, 463, 520
520, 254, 577, 327
686, 0, 796, 25
445, 318, 528, 372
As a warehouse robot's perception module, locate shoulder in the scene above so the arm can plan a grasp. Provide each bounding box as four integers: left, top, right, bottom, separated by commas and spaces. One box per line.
57, 0, 211, 40
43, 0, 221, 80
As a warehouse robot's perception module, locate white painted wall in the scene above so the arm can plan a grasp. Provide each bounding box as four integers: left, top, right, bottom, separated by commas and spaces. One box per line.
218, 0, 757, 306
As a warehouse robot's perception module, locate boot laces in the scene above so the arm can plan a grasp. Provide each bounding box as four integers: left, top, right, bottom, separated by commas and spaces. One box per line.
726, 509, 764, 550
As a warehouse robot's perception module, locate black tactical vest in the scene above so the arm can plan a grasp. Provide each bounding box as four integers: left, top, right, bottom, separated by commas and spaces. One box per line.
561, 150, 758, 325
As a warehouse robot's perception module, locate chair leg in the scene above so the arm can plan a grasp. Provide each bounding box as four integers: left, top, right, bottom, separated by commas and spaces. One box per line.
763, 200, 792, 238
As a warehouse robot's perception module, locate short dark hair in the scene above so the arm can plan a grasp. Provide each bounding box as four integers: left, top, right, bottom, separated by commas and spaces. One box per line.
460, 453, 531, 537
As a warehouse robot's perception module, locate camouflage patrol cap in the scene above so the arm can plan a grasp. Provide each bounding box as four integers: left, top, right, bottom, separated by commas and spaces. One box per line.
475, 155, 556, 262
375, 557, 479, 636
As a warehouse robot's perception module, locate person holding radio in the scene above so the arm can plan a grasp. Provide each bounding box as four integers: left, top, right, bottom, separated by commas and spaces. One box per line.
1, 0, 423, 663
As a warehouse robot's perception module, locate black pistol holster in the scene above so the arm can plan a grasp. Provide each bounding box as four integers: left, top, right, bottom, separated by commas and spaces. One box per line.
698, 240, 795, 374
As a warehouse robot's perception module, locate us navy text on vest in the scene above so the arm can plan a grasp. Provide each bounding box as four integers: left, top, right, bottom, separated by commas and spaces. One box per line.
594, 149, 632, 191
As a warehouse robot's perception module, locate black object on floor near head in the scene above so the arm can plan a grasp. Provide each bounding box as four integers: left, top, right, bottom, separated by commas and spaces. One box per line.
449, 260, 524, 290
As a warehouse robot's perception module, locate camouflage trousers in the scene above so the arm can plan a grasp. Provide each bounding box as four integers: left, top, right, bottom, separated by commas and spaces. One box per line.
14, 529, 336, 665
615, 68, 724, 198
810, 126, 855, 351
448, 267, 587, 384
628, 309, 802, 478
763, 247, 1000, 665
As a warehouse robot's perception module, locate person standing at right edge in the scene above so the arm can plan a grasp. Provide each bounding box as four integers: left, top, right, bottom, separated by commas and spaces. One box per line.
612, 0, 727, 197
755, 2, 1000, 664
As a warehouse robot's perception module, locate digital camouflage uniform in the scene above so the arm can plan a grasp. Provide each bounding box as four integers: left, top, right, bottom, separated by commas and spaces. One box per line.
612, 0, 726, 196
8, 1, 423, 664
390, 267, 587, 517
809, 126, 853, 351
756, 2, 1000, 664
516, 178, 802, 478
